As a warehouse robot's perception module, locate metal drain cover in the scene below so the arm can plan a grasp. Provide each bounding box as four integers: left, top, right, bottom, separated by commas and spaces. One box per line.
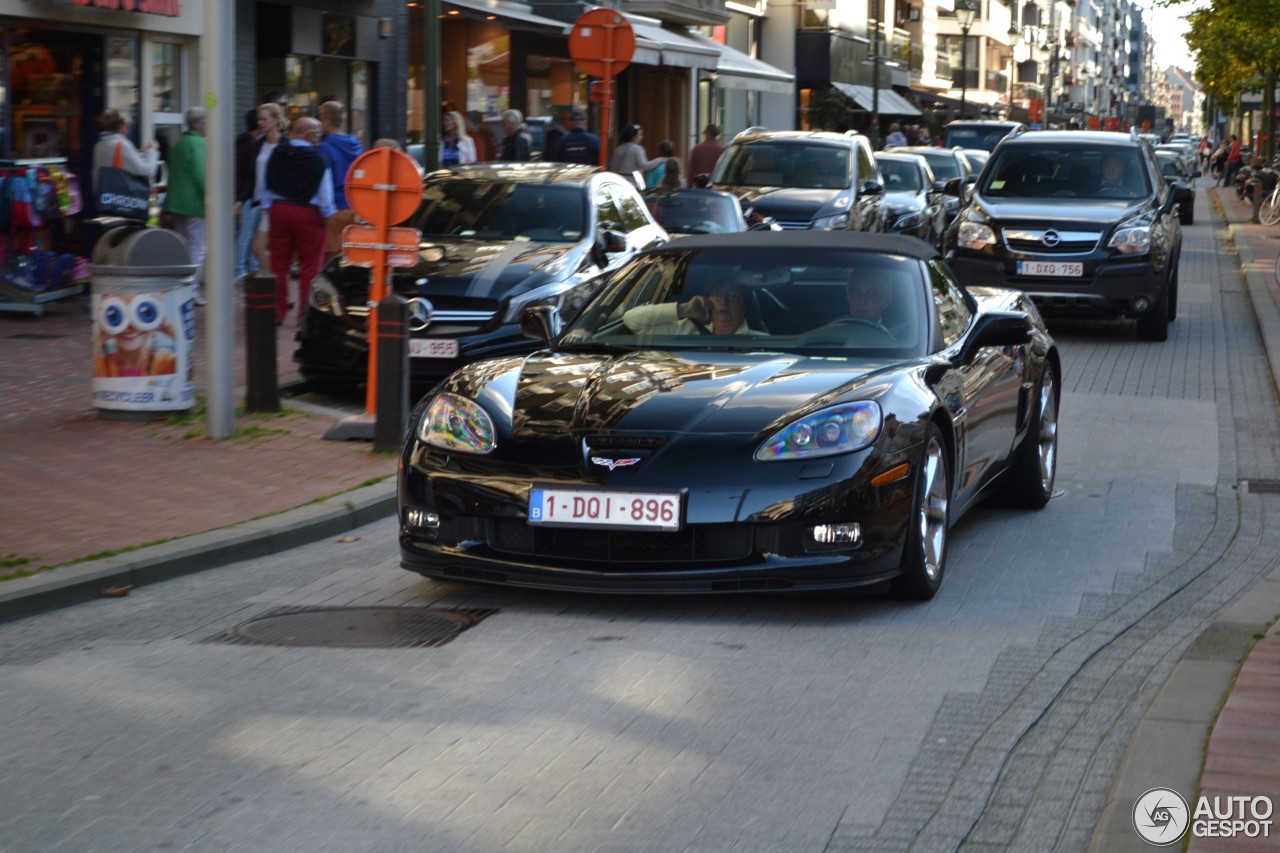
204, 606, 497, 649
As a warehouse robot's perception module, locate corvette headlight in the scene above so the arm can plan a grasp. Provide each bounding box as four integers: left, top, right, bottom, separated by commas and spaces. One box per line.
309, 273, 345, 316
418, 393, 496, 454
755, 401, 882, 461
1108, 216, 1154, 254
811, 213, 850, 230
957, 220, 996, 251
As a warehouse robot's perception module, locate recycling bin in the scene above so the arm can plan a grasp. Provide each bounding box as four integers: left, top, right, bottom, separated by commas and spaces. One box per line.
89, 225, 198, 418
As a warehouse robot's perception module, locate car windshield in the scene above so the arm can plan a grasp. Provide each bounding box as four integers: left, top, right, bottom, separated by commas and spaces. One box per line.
918, 151, 962, 181
645, 192, 741, 234
407, 181, 586, 242
944, 125, 1014, 151
560, 247, 928, 358
713, 142, 852, 189
979, 145, 1152, 200
878, 159, 924, 192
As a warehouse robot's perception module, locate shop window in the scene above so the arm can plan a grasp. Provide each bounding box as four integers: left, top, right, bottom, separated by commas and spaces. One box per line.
106, 36, 140, 123
9, 33, 101, 160
152, 42, 180, 113
278, 56, 369, 139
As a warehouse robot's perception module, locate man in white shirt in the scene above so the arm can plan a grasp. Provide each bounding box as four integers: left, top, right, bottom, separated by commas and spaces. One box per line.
624, 282, 764, 335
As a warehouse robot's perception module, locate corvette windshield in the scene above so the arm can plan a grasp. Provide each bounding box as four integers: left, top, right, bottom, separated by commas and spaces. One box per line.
408, 182, 586, 242
561, 247, 929, 358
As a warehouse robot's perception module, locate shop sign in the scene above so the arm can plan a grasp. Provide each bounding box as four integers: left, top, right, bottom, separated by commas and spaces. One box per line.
65, 0, 184, 17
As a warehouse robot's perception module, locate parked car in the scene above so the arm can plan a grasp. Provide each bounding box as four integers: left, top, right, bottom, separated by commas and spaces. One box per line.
885, 145, 973, 232
959, 148, 990, 179
640, 186, 780, 236
710, 129, 884, 231
942, 120, 1027, 152
1155, 142, 1199, 177
944, 130, 1182, 341
1154, 148, 1199, 225
873, 151, 951, 248
295, 163, 669, 395
398, 230, 1061, 601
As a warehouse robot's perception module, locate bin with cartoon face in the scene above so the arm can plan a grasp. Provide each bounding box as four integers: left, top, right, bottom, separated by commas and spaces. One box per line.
89, 226, 196, 415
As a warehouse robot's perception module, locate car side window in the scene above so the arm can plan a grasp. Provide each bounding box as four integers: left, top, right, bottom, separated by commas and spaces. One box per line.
928, 259, 972, 348
609, 183, 652, 232
855, 141, 876, 186
595, 185, 625, 232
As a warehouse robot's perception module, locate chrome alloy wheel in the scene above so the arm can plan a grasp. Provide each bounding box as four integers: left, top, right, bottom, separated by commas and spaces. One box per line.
1036, 369, 1059, 493
917, 435, 949, 583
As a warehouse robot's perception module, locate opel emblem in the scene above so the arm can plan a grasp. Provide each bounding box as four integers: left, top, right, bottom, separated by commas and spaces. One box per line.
1041, 230, 1061, 247
407, 297, 434, 332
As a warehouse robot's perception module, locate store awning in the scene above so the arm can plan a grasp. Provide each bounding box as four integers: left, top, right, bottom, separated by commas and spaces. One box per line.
832, 82, 923, 117
625, 14, 721, 70
684, 32, 794, 95
443, 0, 569, 33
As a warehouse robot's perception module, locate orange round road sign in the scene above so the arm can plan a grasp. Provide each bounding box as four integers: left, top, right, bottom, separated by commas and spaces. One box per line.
344, 147, 424, 227
568, 8, 635, 78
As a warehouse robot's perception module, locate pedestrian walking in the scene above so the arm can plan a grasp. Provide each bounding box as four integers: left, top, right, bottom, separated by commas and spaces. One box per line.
884, 123, 908, 148
555, 108, 600, 166
440, 110, 477, 168
543, 108, 572, 161
240, 102, 287, 284
645, 141, 676, 188
1223, 135, 1242, 187
468, 111, 495, 162
499, 109, 532, 161
264, 117, 335, 326
234, 108, 261, 282
317, 100, 362, 262
164, 107, 208, 305
92, 108, 159, 213
688, 124, 725, 184
609, 124, 666, 187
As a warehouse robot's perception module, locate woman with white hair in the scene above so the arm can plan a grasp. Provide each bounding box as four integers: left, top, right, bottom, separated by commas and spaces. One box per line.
499, 109, 531, 161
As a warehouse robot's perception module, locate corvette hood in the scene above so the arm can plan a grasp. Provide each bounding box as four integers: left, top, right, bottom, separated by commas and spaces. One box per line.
449, 349, 902, 445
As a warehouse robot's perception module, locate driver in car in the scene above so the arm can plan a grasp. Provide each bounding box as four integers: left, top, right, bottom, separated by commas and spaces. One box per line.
624, 282, 765, 335
1095, 153, 1139, 196
846, 273, 895, 334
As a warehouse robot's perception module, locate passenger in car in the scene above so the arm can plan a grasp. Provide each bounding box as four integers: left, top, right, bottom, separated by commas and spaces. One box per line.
623, 282, 766, 335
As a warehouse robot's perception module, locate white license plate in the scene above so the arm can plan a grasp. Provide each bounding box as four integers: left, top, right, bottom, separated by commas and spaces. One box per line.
528, 488, 682, 531
1017, 260, 1083, 277
409, 338, 460, 359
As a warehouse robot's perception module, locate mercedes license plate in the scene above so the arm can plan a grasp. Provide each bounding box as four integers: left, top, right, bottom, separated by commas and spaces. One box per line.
1017, 260, 1083, 277
409, 338, 460, 359
528, 487, 681, 531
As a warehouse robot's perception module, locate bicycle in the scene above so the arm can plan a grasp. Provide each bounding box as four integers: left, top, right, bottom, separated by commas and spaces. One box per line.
1262, 183, 1280, 226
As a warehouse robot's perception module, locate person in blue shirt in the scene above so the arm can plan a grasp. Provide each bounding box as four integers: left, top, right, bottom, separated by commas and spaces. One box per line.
317, 100, 362, 262
554, 108, 601, 166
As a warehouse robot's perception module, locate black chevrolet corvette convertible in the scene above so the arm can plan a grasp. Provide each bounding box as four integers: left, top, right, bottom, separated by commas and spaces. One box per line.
398, 231, 1060, 600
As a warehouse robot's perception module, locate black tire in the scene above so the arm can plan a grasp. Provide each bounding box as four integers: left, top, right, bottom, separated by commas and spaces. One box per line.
1167, 262, 1179, 322
1136, 281, 1170, 341
891, 423, 950, 601
1002, 363, 1059, 509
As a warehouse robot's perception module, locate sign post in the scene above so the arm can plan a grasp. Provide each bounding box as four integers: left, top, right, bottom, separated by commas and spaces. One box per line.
339, 147, 423, 424
568, 9, 635, 168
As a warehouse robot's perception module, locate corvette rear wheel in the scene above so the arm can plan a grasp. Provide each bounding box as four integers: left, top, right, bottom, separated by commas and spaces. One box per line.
892, 424, 950, 601
1003, 363, 1059, 509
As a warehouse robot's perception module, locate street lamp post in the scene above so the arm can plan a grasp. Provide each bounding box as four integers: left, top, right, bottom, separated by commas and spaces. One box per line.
1006, 24, 1020, 116
956, 0, 979, 120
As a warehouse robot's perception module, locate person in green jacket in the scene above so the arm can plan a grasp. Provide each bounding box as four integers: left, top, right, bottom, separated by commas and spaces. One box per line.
165, 107, 207, 304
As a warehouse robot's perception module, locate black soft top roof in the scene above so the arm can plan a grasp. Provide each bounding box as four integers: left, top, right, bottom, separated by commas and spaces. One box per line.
647, 230, 939, 261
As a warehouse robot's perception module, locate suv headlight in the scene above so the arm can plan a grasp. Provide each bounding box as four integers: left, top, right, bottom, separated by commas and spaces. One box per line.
1108, 215, 1154, 254
755, 402, 882, 461
812, 213, 850, 230
417, 393, 496, 454
957, 221, 996, 251
501, 279, 591, 323
891, 210, 923, 230
309, 273, 345, 316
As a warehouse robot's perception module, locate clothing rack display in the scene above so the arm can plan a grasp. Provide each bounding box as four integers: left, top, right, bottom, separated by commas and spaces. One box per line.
0, 157, 89, 315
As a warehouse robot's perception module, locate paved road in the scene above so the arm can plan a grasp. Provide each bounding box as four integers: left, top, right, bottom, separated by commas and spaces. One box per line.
2, 185, 1279, 852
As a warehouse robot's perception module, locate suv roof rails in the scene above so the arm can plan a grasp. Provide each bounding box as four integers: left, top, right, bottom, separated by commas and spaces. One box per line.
734, 126, 769, 141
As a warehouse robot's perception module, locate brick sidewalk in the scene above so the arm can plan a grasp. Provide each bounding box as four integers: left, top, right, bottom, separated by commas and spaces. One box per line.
0, 290, 392, 574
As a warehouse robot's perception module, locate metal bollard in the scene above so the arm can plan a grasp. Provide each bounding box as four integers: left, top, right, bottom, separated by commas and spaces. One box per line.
374, 293, 410, 452
1253, 181, 1265, 223
244, 272, 279, 413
